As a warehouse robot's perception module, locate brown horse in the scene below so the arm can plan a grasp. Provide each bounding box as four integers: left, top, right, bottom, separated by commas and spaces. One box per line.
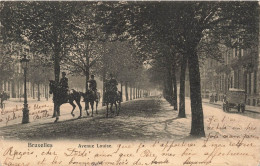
49, 80, 82, 122
81, 90, 100, 117
103, 91, 122, 118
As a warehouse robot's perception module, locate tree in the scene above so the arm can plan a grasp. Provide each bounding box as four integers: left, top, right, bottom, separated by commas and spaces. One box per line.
1, 1, 83, 116
123, 1, 258, 136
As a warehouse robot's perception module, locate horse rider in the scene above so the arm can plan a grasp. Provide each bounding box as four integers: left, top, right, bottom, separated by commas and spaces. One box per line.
107, 73, 118, 93
88, 74, 97, 99
60, 72, 69, 98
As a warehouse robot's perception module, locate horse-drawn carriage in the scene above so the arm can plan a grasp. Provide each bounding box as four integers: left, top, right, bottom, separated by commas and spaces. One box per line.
223, 88, 246, 113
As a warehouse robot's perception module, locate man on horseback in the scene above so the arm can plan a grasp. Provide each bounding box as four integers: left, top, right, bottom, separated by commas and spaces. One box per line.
104, 74, 121, 117
60, 72, 69, 90
88, 74, 98, 100
107, 73, 118, 93
59, 72, 69, 102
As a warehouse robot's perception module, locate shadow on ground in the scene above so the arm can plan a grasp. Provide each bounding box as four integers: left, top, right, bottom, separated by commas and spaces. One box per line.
0, 97, 190, 141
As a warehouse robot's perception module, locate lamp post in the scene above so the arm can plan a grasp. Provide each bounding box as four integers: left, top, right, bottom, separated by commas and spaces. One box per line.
20, 54, 30, 124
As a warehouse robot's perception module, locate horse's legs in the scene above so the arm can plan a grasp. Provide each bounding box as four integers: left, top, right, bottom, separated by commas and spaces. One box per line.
85, 101, 89, 116
110, 103, 114, 114
69, 100, 76, 117
90, 101, 94, 117
115, 102, 118, 116
106, 103, 109, 118
54, 104, 60, 123
117, 101, 121, 116
96, 101, 98, 114
75, 97, 82, 118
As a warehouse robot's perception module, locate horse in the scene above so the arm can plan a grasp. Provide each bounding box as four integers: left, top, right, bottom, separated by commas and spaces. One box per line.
49, 80, 82, 122
103, 91, 122, 118
81, 90, 101, 117
0, 92, 10, 109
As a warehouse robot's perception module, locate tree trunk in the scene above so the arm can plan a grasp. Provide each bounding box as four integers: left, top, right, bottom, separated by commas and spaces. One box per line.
19, 81, 22, 102
166, 67, 174, 105
178, 56, 187, 118
53, 43, 61, 117
244, 72, 247, 93
85, 51, 90, 92
0, 81, 2, 92
102, 71, 106, 106
37, 83, 40, 101
17, 81, 20, 99
130, 86, 132, 100
84, 70, 90, 110
32, 83, 35, 99
188, 51, 205, 137
172, 63, 178, 110
120, 82, 123, 102
125, 82, 129, 101
85, 74, 89, 92
45, 85, 48, 101
136, 87, 138, 99
133, 87, 136, 99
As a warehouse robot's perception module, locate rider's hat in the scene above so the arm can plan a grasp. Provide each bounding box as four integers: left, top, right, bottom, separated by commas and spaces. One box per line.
91, 74, 95, 77
62, 72, 66, 75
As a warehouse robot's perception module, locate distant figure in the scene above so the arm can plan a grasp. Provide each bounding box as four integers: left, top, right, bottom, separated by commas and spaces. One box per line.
0, 91, 9, 109
223, 94, 226, 102
210, 93, 214, 103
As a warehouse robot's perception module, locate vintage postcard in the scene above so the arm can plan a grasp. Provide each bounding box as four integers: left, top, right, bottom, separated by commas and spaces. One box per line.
0, 1, 259, 166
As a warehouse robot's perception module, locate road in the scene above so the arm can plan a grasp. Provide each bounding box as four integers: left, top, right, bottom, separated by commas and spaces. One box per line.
0, 96, 259, 141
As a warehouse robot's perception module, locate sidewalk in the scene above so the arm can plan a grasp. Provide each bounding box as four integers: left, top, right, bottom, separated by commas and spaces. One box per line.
202, 98, 260, 114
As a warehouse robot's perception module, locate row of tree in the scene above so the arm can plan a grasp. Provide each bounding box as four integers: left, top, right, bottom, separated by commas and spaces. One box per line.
122, 2, 258, 136
0, 1, 258, 136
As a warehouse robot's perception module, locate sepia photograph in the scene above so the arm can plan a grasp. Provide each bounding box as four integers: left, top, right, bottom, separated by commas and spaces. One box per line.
0, 1, 259, 166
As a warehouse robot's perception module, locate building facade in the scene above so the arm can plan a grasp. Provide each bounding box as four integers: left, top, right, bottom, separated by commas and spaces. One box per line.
200, 41, 259, 107
0, 43, 50, 101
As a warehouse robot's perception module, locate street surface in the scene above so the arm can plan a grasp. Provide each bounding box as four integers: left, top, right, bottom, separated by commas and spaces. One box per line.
0, 96, 259, 141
